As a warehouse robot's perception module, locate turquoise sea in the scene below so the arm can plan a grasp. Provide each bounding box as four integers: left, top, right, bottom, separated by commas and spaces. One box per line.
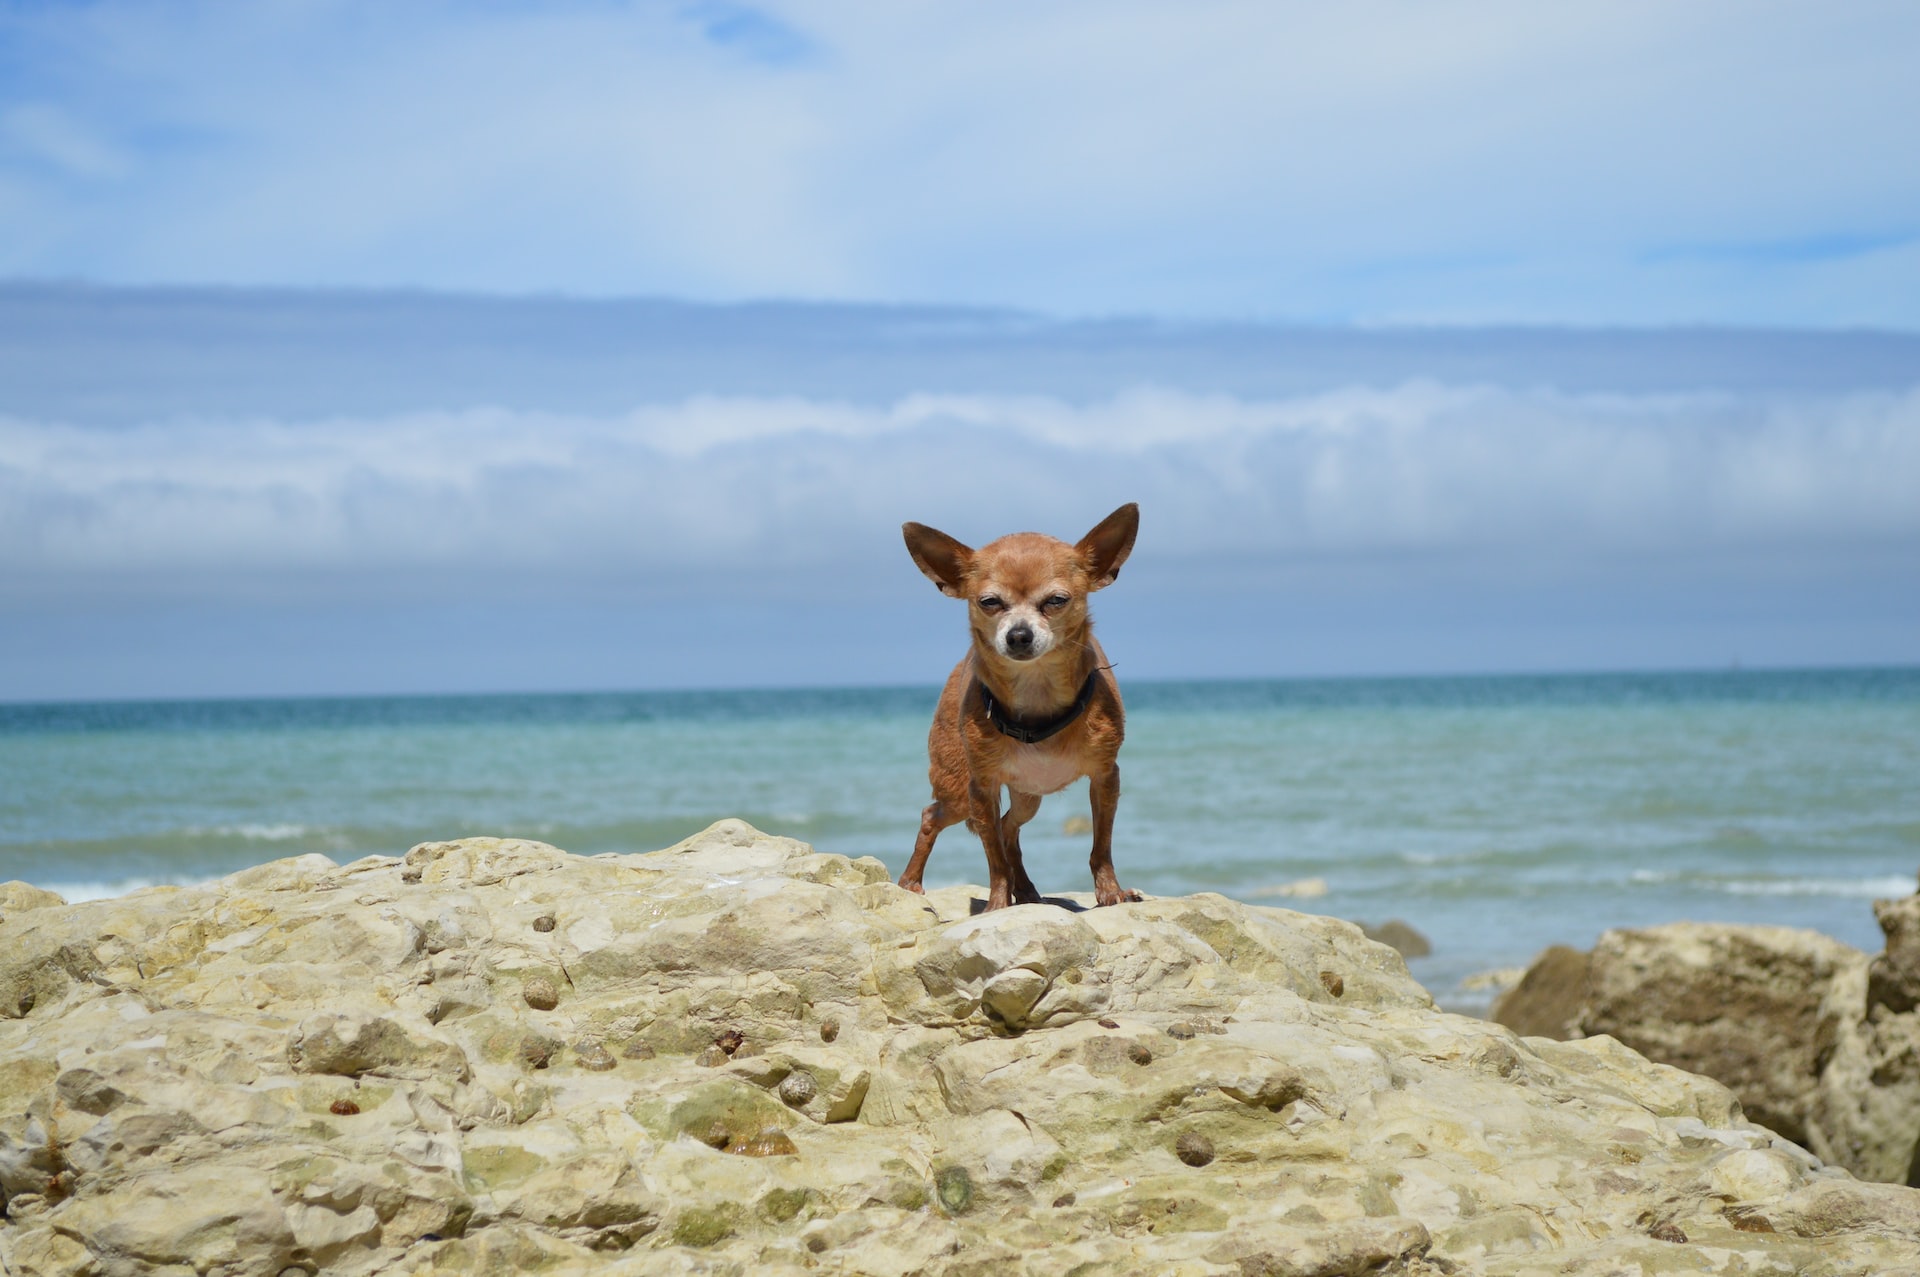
4, 668, 1917, 1010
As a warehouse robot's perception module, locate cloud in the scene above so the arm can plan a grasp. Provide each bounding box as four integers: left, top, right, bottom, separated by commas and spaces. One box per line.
0, 2, 1917, 321
5, 384, 1916, 600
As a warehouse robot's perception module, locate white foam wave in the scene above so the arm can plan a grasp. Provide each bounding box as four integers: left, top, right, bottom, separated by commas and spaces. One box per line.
43, 877, 208, 904
1632, 868, 1914, 898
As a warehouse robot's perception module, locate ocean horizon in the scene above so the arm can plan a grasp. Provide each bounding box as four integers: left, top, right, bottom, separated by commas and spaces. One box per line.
6, 664, 1917, 1011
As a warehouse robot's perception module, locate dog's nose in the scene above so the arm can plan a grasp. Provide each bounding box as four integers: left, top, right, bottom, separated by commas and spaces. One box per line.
1006, 623, 1034, 652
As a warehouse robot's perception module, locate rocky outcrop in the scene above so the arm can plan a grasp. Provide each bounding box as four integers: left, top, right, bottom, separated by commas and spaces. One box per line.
1494, 901, 1920, 1187
2, 821, 1917, 1275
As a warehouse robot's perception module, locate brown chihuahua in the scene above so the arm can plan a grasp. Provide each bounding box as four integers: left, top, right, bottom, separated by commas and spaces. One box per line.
898, 503, 1143, 912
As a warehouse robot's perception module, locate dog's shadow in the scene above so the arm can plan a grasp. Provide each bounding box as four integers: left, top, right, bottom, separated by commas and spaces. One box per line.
967, 895, 1088, 915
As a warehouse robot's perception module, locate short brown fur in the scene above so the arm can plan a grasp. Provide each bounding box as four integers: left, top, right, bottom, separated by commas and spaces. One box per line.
898, 503, 1143, 911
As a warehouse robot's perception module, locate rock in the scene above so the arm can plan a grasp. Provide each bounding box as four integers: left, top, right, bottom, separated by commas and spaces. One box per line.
1495, 909, 1920, 1188
1491, 943, 1592, 1039
1868, 893, 1920, 1014
1359, 918, 1432, 959
2, 821, 1919, 1275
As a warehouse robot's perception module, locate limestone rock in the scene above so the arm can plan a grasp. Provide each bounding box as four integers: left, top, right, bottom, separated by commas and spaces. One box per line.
0, 821, 1916, 1275
1490, 943, 1590, 1040
1497, 903, 1920, 1188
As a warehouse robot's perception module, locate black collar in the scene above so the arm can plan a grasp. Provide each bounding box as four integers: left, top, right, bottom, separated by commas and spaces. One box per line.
976, 667, 1101, 745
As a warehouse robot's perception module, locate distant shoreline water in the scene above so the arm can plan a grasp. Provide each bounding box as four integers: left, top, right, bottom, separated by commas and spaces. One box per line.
5, 666, 1917, 1010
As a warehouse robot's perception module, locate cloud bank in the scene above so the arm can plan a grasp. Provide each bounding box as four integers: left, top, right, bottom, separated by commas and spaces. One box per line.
7, 384, 1916, 597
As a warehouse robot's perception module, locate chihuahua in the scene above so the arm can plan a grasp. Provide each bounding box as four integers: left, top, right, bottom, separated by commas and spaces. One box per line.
897, 503, 1143, 912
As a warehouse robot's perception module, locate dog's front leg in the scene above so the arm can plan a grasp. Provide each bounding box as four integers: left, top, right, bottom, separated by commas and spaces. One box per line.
1088, 764, 1142, 907
968, 780, 1015, 911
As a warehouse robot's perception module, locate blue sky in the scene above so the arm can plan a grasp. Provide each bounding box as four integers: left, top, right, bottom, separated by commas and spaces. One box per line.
2, 0, 1918, 324
0, 4, 1916, 698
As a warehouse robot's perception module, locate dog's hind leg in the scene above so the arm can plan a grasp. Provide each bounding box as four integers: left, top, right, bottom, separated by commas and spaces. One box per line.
898, 799, 960, 894
1000, 790, 1044, 905
1088, 764, 1142, 907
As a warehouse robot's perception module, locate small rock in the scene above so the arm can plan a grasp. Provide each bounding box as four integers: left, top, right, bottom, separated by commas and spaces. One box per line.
1176, 1132, 1215, 1167
778, 1070, 818, 1107
620, 1035, 656, 1060
522, 975, 560, 1011
733, 1129, 798, 1157
1168, 1022, 1197, 1040
531, 914, 556, 933
574, 1040, 616, 1071
329, 1099, 360, 1116
1648, 1220, 1687, 1243
1320, 970, 1345, 997
1053, 1192, 1076, 1207
696, 1045, 729, 1067
1098, 1018, 1120, 1029
1361, 919, 1432, 959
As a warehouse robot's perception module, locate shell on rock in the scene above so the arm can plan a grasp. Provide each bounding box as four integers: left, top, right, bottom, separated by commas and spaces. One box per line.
574, 1040, 616, 1071
620, 1035, 656, 1060
695, 1045, 729, 1068
521, 975, 560, 1011
328, 1099, 360, 1116
1175, 1132, 1215, 1167
777, 1070, 818, 1107
819, 1019, 840, 1043
518, 1035, 558, 1069
714, 1028, 745, 1056
531, 914, 556, 933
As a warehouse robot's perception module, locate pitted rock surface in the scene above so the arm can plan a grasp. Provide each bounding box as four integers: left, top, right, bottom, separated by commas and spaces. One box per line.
2, 820, 1917, 1275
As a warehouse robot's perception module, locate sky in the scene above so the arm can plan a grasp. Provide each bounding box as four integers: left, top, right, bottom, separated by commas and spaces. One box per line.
3, 0, 1918, 324
0, 2, 1916, 699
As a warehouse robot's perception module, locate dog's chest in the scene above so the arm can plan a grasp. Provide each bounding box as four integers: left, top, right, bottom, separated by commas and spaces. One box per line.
999, 743, 1085, 795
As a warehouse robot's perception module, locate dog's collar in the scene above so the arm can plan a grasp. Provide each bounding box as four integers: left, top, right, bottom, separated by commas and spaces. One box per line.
975, 667, 1101, 745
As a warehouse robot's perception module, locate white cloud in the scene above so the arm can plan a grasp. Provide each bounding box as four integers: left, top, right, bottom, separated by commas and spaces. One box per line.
5, 384, 1916, 593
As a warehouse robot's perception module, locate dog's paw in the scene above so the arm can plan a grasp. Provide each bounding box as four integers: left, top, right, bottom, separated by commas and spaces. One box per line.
1095, 886, 1144, 907
897, 877, 927, 895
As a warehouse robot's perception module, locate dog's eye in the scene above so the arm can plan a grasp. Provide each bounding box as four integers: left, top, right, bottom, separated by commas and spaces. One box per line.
1043, 594, 1071, 610
978, 596, 1005, 612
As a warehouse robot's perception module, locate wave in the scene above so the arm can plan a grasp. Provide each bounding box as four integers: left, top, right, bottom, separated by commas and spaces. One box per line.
1631, 868, 1914, 898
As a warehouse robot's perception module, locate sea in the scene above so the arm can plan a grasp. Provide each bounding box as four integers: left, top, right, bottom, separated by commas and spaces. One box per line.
4, 667, 1917, 1012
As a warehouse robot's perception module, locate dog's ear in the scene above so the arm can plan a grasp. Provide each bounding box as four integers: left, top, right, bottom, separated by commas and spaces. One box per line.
903, 522, 974, 598
1077, 503, 1139, 591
